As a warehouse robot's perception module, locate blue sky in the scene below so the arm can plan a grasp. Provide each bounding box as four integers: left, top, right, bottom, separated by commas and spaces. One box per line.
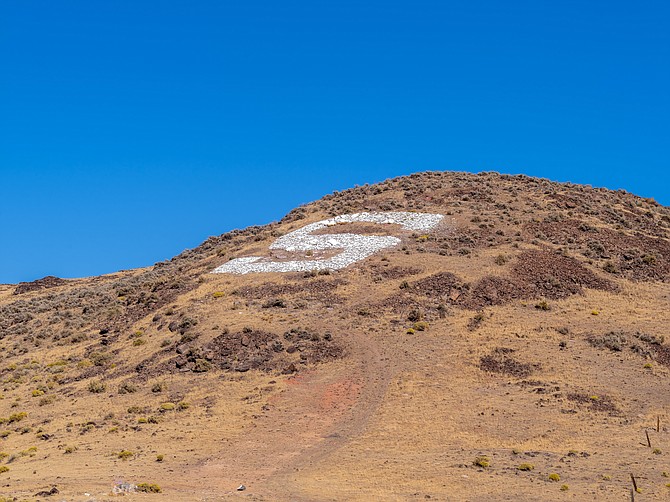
1, 1, 668, 283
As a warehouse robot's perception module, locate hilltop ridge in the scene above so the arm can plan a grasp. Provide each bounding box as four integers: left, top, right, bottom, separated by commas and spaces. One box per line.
0, 170, 669, 501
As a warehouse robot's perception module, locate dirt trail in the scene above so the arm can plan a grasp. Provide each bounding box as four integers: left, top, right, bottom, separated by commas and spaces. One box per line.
195, 326, 397, 500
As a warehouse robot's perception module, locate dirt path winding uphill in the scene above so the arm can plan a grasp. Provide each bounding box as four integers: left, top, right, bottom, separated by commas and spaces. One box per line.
194, 325, 396, 500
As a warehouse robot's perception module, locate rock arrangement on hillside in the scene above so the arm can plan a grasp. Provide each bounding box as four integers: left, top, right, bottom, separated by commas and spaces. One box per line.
212, 211, 445, 274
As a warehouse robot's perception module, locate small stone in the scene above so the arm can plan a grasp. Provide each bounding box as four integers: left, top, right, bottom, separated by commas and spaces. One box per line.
175, 355, 188, 368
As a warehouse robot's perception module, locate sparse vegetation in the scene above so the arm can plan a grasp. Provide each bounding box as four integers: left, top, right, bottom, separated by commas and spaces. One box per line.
136, 483, 162, 493
535, 300, 550, 311
494, 254, 508, 266
8, 412, 27, 423
87, 380, 106, 393
118, 381, 138, 394
117, 450, 134, 460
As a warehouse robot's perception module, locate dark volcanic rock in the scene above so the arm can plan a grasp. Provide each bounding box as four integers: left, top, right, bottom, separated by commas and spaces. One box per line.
14, 276, 67, 295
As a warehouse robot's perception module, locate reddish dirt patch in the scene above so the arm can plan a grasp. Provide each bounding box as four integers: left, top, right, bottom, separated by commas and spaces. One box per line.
319, 379, 362, 412
312, 222, 404, 236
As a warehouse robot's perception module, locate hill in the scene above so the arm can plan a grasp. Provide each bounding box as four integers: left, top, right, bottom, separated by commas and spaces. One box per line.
1, 171, 669, 501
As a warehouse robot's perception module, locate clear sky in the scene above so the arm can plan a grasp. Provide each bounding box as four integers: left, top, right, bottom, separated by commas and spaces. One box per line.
1, 1, 668, 284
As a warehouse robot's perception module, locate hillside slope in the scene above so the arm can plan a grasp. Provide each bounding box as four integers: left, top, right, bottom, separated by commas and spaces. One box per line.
1, 171, 670, 501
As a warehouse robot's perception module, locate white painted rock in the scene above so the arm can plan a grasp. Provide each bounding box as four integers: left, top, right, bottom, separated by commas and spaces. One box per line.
212, 211, 444, 275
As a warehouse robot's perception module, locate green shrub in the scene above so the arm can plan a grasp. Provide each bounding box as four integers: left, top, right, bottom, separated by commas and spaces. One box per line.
19, 446, 37, 457
136, 483, 161, 493
494, 254, 508, 266
473, 456, 490, 468
603, 261, 618, 273
548, 473, 560, 482
88, 380, 106, 393
517, 463, 534, 471
39, 395, 57, 406
89, 352, 112, 367
117, 450, 134, 460
118, 382, 138, 394
8, 412, 27, 423
642, 254, 657, 265
159, 402, 175, 411
156, 454, 164, 462
535, 300, 550, 311
192, 359, 211, 373
0, 466, 8, 473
